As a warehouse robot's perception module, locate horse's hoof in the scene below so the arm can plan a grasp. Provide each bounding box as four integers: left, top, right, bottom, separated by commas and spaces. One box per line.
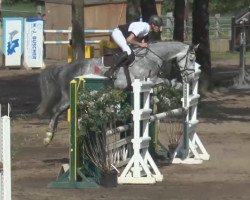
43, 132, 53, 146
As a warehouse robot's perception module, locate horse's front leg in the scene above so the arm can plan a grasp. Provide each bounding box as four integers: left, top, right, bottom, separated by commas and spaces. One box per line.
44, 93, 70, 146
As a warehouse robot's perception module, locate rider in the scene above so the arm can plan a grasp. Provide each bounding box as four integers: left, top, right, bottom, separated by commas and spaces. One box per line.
104, 15, 163, 78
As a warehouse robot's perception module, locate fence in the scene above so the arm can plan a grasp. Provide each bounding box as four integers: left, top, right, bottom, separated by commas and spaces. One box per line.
161, 13, 232, 40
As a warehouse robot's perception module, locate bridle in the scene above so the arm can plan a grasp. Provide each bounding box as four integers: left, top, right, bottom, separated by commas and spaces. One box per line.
177, 46, 196, 78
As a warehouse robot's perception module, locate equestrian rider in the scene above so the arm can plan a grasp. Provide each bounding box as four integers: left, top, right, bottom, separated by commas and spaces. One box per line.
104, 15, 163, 78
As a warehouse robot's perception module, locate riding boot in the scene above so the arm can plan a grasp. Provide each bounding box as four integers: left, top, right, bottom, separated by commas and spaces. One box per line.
104, 51, 128, 78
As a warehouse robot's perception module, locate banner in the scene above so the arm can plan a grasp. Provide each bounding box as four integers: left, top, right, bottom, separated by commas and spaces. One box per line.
23, 18, 44, 68
2, 17, 24, 67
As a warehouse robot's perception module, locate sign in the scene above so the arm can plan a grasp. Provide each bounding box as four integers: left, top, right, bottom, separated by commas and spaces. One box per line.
24, 18, 44, 68
2, 17, 24, 67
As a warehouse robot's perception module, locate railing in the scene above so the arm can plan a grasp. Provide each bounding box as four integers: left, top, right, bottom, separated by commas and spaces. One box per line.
161, 14, 232, 40
43, 29, 112, 45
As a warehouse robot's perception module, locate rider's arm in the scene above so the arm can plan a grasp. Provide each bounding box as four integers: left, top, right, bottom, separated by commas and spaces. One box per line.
126, 33, 148, 48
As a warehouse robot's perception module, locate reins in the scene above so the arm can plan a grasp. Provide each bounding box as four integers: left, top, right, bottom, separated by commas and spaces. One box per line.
132, 46, 165, 72
132, 44, 195, 78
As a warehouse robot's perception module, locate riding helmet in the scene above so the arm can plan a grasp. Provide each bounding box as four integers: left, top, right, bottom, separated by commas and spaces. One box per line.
149, 15, 163, 27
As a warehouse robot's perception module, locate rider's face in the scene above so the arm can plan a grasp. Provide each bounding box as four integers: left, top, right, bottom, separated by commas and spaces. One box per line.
151, 24, 161, 32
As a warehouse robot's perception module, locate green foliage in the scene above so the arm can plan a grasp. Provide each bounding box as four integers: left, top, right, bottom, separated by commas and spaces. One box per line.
162, 0, 174, 14
209, 0, 249, 14
154, 84, 182, 112
162, 0, 249, 15
2, 1, 38, 18
78, 87, 132, 136
78, 87, 132, 172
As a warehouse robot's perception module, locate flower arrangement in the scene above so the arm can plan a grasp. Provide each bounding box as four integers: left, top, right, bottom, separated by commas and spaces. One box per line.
77, 87, 132, 174
154, 81, 183, 157
153, 81, 182, 112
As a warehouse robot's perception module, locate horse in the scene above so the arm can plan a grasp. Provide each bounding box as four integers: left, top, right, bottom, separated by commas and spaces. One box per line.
37, 41, 197, 145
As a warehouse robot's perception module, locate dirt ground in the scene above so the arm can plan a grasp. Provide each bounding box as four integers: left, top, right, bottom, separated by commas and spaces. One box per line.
0, 58, 250, 200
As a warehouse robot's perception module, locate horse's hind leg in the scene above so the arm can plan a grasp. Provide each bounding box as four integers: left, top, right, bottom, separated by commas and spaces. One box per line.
44, 93, 70, 146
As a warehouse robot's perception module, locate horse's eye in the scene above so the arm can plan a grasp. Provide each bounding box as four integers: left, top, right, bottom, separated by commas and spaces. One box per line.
189, 54, 195, 61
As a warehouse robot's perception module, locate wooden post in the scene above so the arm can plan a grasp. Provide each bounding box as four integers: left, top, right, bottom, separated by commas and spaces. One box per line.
215, 14, 220, 39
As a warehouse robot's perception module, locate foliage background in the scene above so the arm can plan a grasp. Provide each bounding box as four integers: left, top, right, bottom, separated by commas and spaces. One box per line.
2, 0, 250, 15
162, 0, 250, 15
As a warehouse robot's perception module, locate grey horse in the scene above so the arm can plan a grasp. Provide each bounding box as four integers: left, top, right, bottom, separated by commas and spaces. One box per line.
37, 41, 197, 145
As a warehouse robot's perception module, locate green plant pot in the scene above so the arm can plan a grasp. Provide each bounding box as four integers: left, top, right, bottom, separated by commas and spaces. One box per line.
100, 170, 118, 188
168, 143, 178, 158
82, 74, 109, 91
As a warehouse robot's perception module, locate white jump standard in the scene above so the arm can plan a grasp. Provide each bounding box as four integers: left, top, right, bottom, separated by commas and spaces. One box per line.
0, 104, 12, 200
118, 79, 163, 184
172, 63, 210, 164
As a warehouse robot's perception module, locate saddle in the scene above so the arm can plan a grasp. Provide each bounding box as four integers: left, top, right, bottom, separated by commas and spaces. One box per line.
102, 46, 122, 67
103, 46, 135, 88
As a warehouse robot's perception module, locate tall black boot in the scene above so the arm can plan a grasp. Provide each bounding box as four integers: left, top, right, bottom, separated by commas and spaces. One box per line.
104, 51, 128, 78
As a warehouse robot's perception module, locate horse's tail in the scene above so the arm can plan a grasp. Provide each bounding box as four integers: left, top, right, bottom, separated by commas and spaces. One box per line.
36, 66, 61, 115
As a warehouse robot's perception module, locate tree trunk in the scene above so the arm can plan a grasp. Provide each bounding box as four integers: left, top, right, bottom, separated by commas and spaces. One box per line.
192, 0, 212, 90
140, 0, 157, 22
173, 0, 185, 42
140, 0, 161, 41
126, 0, 141, 23
72, 0, 84, 61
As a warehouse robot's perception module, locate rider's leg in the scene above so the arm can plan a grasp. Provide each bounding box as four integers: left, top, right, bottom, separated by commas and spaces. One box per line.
104, 28, 131, 78
104, 51, 129, 77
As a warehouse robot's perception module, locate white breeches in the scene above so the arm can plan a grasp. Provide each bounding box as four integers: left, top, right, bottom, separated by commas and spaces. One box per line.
111, 28, 132, 55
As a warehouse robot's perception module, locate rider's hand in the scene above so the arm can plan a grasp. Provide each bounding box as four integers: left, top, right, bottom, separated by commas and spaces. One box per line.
140, 43, 148, 48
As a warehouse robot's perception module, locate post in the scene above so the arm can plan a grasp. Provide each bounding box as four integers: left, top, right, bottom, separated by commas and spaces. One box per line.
215, 14, 220, 39
239, 24, 246, 80
230, 16, 236, 51
118, 79, 163, 184
182, 78, 189, 158
0, 106, 11, 200
48, 77, 98, 188
172, 62, 210, 164
69, 80, 78, 182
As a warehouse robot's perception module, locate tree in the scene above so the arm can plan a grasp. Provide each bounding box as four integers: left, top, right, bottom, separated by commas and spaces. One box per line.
140, 0, 158, 22
173, 0, 185, 42
126, 0, 141, 23
140, 0, 161, 41
126, 0, 159, 23
192, 0, 212, 90
72, 0, 84, 61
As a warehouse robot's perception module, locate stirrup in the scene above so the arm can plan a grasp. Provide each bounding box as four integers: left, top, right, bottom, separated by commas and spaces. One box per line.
109, 70, 118, 79
104, 69, 118, 79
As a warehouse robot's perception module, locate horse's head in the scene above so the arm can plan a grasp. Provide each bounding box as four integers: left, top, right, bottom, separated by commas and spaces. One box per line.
175, 44, 198, 82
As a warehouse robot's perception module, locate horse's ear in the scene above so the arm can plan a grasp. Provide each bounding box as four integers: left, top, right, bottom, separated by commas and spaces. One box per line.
193, 44, 199, 51
189, 43, 199, 52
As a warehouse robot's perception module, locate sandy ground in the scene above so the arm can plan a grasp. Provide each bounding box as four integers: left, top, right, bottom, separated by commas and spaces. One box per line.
0, 59, 250, 200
